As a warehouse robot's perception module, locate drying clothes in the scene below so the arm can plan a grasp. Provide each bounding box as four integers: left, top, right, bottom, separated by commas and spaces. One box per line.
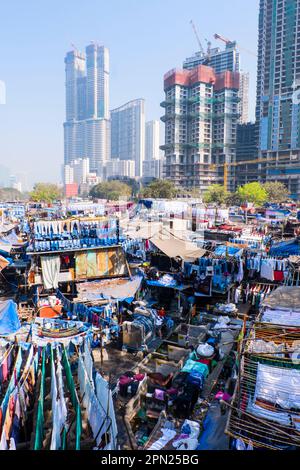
181, 419, 200, 439
8, 438, 16, 450
50, 348, 67, 450
234, 286, 242, 304
148, 428, 176, 451
10, 415, 20, 444
41, 256, 61, 290
247, 400, 292, 427
181, 359, 209, 378
1, 356, 8, 382
78, 354, 115, 448
95, 372, 118, 447
273, 270, 284, 282
254, 363, 300, 410
234, 438, 253, 451
84, 340, 93, 381
1, 348, 22, 418
173, 437, 198, 450
262, 308, 300, 326
236, 259, 244, 284
2, 393, 15, 441
260, 260, 274, 281
0, 428, 7, 450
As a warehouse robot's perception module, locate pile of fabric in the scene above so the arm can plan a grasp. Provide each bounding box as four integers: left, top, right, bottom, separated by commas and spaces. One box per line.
148, 419, 200, 451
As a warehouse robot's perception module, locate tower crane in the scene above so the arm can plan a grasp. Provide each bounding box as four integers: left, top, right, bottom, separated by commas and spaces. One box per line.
214, 33, 257, 57
190, 20, 205, 55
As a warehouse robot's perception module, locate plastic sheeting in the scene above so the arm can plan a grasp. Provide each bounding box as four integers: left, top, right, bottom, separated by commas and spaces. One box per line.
214, 245, 242, 257
0, 255, 10, 271
150, 231, 207, 261
76, 276, 143, 302
262, 286, 300, 311
0, 300, 21, 336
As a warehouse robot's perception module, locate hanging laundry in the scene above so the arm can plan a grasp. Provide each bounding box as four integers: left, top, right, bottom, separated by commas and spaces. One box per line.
41, 256, 61, 289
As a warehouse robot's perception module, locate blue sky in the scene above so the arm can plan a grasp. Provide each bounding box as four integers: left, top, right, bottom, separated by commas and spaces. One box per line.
0, 0, 259, 187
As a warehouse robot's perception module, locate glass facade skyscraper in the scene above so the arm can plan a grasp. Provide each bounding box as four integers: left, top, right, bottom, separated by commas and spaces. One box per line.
256, 0, 300, 198
110, 99, 145, 177
63, 44, 110, 175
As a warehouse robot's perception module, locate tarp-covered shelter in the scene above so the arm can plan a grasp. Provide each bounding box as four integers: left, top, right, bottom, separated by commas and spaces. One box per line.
261, 286, 300, 311
0, 238, 12, 255
76, 275, 143, 303
0, 223, 16, 235
214, 245, 243, 258
150, 230, 206, 262
0, 299, 21, 336
0, 255, 10, 271
261, 286, 300, 326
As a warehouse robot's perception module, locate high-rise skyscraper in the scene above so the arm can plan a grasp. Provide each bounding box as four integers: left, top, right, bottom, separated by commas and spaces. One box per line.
161, 65, 240, 191
184, 41, 249, 125
86, 44, 109, 120
235, 123, 258, 187
110, 99, 145, 177
145, 120, 160, 161
238, 72, 249, 124
63, 44, 110, 179
143, 120, 162, 179
183, 42, 240, 73
256, 0, 300, 199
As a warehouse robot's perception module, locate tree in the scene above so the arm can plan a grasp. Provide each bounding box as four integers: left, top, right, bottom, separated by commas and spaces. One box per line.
203, 184, 229, 205
30, 183, 62, 203
140, 179, 177, 199
263, 182, 289, 203
237, 182, 267, 206
226, 191, 242, 206
0, 187, 25, 201
90, 180, 132, 200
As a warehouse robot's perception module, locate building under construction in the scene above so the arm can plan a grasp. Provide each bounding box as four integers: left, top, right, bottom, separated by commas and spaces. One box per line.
160, 65, 240, 191
183, 32, 249, 125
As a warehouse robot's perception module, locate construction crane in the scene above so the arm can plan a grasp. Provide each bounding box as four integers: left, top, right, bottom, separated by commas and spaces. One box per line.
210, 156, 295, 192
190, 20, 205, 55
214, 33, 257, 57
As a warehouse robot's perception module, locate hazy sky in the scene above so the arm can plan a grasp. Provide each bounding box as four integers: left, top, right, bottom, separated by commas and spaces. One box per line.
0, 0, 259, 187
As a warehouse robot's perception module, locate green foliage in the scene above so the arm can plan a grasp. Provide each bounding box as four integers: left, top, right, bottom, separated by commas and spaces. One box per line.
263, 182, 289, 203
30, 183, 62, 203
0, 187, 25, 201
90, 180, 132, 200
226, 191, 242, 206
203, 184, 229, 205
236, 182, 267, 206
140, 179, 177, 199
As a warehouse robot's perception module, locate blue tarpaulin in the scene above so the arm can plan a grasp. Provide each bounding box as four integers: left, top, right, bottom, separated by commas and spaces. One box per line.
146, 280, 189, 291
270, 238, 300, 256
214, 245, 242, 257
0, 299, 21, 336
139, 199, 153, 209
